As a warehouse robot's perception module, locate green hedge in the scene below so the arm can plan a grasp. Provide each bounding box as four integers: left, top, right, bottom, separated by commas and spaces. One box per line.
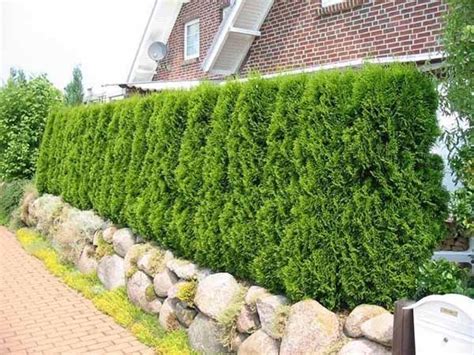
36, 65, 448, 309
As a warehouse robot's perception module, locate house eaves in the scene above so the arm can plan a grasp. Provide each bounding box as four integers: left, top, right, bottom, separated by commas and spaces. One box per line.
202, 0, 274, 76
128, 0, 189, 83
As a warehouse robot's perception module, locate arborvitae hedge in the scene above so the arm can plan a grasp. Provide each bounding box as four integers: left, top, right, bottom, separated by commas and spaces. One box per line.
36, 65, 448, 309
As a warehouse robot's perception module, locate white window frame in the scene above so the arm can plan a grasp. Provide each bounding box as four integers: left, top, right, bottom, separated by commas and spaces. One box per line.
184, 19, 200, 60
321, 0, 344, 7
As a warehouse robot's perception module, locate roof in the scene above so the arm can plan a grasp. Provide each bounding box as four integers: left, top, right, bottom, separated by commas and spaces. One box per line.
202, 0, 274, 75
128, 0, 189, 83
128, 0, 274, 83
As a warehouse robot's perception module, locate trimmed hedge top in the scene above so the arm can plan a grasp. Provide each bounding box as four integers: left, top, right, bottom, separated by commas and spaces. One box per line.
37, 65, 448, 309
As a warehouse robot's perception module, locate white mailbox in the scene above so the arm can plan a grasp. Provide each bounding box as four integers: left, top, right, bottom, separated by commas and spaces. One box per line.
406, 294, 474, 355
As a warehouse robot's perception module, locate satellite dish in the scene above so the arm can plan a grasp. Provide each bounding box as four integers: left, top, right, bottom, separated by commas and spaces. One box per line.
148, 41, 167, 62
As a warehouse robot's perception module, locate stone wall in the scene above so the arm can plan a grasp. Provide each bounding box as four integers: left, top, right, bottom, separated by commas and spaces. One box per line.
23, 194, 394, 354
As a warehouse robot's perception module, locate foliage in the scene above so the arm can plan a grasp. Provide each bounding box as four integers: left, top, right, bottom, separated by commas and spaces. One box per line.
442, 0, 473, 231
36, 65, 448, 309
414, 259, 470, 299
16, 228, 195, 354
0, 179, 29, 225
176, 280, 197, 307
0, 69, 62, 181
64, 65, 84, 106
94, 232, 115, 259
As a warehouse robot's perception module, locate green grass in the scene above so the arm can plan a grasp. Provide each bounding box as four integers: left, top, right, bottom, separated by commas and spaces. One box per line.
16, 228, 195, 355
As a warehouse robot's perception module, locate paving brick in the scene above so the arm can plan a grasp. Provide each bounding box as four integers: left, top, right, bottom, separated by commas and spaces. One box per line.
0, 227, 151, 354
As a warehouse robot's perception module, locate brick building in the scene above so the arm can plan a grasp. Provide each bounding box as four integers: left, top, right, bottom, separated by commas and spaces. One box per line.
126, 0, 446, 88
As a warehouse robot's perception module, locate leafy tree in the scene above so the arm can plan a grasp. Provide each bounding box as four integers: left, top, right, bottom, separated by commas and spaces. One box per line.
0, 69, 61, 181
442, 0, 473, 230
64, 66, 84, 106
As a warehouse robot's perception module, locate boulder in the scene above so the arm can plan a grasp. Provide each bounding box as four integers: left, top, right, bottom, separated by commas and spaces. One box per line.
102, 226, 117, 243
344, 305, 389, 338
187, 313, 229, 354
159, 298, 181, 331
124, 243, 152, 276
29, 194, 64, 234
77, 244, 98, 274
137, 248, 167, 276
127, 270, 159, 313
245, 286, 270, 309
236, 305, 260, 334
112, 228, 136, 257
194, 273, 242, 320
360, 313, 393, 347
231, 333, 248, 352
148, 299, 163, 314
53, 207, 105, 263
280, 300, 340, 355
20, 189, 38, 226
339, 339, 391, 355
175, 301, 197, 327
97, 255, 125, 290
238, 329, 280, 355
256, 295, 288, 339
196, 268, 213, 281
166, 259, 199, 280
154, 268, 179, 297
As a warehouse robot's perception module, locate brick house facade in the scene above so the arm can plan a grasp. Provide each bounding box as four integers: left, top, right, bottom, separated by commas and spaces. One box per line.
147, 0, 446, 83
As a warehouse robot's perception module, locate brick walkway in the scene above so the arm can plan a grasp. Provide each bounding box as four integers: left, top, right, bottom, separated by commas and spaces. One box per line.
0, 226, 153, 355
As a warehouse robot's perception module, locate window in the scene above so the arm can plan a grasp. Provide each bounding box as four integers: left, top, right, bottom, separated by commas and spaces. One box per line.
321, 0, 344, 7
184, 19, 200, 60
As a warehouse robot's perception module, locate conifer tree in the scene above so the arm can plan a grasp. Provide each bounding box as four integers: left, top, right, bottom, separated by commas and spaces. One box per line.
64, 66, 84, 106
194, 82, 241, 268
171, 84, 219, 258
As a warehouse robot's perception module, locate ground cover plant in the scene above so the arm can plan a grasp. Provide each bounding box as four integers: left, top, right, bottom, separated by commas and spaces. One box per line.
36, 65, 448, 309
16, 228, 194, 355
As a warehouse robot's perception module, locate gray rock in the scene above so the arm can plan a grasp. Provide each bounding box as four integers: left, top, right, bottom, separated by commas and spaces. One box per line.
280, 300, 340, 355
154, 268, 178, 297
245, 286, 270, 309
97, 255, 125, 290
339, 339, 391, 355
148, 298, 162, 314
137, 248, 167, 276
77, 244, 98, 274
112, 228, 136, 257
195, 273, 242, 320
29, 194, 64, 234
238, 329, 280, 355
102, 226, 117, 243
159, 298, 181, 331
360, 313, 394, 347
127, 270, 158, 313
166, 259, 199, 280
124, 243, 152, 276
231, 333, 248, 352
344, 305, 389, 338
196, 268, 213, 281
237, 305, 260, 334
53, 207, 105, 263
187, 313, 229, 354
256, 295, 288, 339
175, 301, 197, 327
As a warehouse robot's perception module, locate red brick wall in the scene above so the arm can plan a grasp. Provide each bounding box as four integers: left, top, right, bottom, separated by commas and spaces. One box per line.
241, 0, 446, 75
153, 0, 229, 81
153, 0, 446, 81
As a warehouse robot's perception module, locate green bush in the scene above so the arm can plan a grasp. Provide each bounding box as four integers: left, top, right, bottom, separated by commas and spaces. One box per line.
0, 70, 62, 181
0, 179, 29, 225
36, 65, 448, 309
415, 259, 470, 299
